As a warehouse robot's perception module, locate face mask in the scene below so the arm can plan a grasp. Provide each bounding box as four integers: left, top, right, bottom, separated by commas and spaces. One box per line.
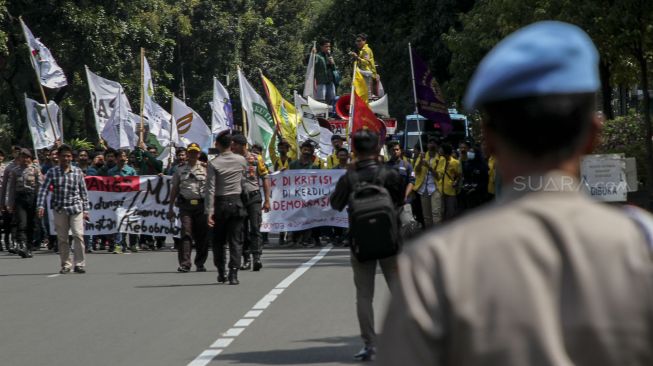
467, 151, 476, 160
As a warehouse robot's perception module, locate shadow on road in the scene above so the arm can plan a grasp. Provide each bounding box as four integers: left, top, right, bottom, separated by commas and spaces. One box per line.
217, 335, 364, 365
134, 283, 219, 288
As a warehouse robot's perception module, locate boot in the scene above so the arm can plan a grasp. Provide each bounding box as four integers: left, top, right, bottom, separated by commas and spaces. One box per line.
228, 268, 239, 285
253, 256, 262, 271
7, 241, 17, 254
217, 268, 227, 283
17, 242, 27, 258
240, 256, 252, 271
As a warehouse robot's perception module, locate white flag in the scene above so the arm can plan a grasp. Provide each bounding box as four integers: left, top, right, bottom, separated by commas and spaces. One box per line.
210, 77, 234, 135
238, 68, 276, 165
141, 56, 170, 142
20, 19, 67, 89
172, 96, 211, 151
303, 48, 316, 98
85, 67, 131, 138
24, 96, 62, 150
101, 94, 138, 150
293, 92, 333, 161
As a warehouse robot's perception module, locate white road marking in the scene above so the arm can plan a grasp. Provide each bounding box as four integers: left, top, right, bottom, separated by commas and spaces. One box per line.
47, 274, 60, 278
186, 245, 332, 366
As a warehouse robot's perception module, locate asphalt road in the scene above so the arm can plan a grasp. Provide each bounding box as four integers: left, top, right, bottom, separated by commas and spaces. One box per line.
0, 243, 391, 366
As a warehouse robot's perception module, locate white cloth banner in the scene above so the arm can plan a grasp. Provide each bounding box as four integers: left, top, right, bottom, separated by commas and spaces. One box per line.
142, 56, 172, 144
261, 170, 348, 232
294, 93, 333, 161
86, 67, 132, 138
101, 100, 138, 150
47, 176, 180, 236
238, 69, 276, 165
24, 97, 62, 150
210, 77, 234, 135
172, 96, 211, 151
20, 18, 68, 89
303, 49, 316, 98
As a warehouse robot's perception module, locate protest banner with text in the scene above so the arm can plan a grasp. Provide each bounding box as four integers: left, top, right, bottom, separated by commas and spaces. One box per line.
47, 175, 180, 237
261, 169, 348, 233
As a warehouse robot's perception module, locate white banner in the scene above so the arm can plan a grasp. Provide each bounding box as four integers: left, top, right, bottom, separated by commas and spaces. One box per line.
261, 170, 348, 232
238, 68, 276, 165
25, 96, 62, 150
86, 67, 131, 137
47, 176, 180, 237
173, 96, 211, 151
210, 77, 234, 135
20, 18, 68, 89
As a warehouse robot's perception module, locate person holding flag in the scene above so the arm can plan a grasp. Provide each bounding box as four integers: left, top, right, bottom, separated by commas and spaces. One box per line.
349, 34, 377, 99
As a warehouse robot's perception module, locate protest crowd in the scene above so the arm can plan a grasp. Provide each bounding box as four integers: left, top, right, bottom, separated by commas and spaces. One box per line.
3, 14, 652, 366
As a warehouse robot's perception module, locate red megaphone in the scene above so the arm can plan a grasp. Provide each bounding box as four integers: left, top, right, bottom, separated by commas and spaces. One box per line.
335, 93, 351, 119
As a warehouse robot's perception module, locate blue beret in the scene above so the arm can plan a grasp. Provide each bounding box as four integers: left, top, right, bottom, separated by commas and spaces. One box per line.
464, 21, 600, 110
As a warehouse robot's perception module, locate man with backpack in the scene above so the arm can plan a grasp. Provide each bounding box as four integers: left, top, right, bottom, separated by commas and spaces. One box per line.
330, 130, 403, 362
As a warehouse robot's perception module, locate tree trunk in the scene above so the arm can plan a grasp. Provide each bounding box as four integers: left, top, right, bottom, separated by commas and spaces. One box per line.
636, 53, 652, 204
599, 60, 614, 120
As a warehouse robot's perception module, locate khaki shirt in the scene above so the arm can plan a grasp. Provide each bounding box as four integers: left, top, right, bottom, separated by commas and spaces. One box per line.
204, 151, 247, 214
243, 152, 269, 193
171, 161, 206, 200
379, 171, 653, 366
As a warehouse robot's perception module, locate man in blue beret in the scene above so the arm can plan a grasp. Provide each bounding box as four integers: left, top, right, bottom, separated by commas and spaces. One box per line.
378, 21, 653, 365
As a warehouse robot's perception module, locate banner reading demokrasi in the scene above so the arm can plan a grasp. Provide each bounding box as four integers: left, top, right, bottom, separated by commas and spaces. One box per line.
47, 175, 180, 237
261, 170, 348, 233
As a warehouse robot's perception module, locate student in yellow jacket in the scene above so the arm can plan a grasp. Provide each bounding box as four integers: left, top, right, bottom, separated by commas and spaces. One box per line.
436, 143, 462, 221
349, 33, 377, 97
412, 138, 443, 227
325, 135, 344, 169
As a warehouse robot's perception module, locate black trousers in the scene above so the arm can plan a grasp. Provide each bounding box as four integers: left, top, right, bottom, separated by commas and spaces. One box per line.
211, 195, 245, 272
1, 210, 14, 250
178, 206, 208, 268
242, 193, 262, 260
15, 192, 37, 251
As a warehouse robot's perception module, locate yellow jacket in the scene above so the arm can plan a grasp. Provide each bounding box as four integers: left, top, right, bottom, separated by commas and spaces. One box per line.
358, 44, 377, 77
413, 152, 442, 192
436, 156, 462, 196
488, 155, 496, 195
326, 153, 339, 169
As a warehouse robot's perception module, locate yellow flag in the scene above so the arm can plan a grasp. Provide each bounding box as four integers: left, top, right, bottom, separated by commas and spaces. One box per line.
353, 67, 369, 103
261, 75, 298, 159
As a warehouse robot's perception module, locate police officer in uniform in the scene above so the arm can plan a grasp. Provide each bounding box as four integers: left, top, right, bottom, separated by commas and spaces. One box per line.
205, 132, 248, 285
5, 149, 41, 258
168, 143, 208, 272
379, 22, 653, 365
231, 134, 271, 272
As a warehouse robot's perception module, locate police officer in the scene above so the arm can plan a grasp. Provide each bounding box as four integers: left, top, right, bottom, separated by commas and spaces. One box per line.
205, 132, 248, 285
168, 143, 208, 272
379, 21, 653, 365
5, 149, 41, 258
0, 146, 21, 253
231, 134, 271, 272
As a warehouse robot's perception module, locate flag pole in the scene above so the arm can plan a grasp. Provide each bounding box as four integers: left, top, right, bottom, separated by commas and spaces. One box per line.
20, 16, 59, 142
259, 69, 283, 140
139, 47, 145, 144
237, 65, 248, 137
347, 62, 358, 148
169, 93, 175, 169
408, 43, 424, 153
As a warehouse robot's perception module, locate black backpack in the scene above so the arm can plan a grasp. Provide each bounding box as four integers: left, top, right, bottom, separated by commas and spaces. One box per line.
347, 166, 399, 261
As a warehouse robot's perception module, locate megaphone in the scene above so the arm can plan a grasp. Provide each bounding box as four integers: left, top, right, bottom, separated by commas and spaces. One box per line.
307, 96, 329, 117
335, 94, 351, 119
369, 94, 389, 118
335, 93, 390, 119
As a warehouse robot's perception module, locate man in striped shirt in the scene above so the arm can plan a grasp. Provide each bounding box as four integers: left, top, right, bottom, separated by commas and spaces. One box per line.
37, 144, 90, 274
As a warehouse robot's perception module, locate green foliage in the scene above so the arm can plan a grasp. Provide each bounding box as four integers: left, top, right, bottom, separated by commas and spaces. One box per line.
67, 137, 95, 151
596, 112, 648, 185
0, 0, 312, 152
